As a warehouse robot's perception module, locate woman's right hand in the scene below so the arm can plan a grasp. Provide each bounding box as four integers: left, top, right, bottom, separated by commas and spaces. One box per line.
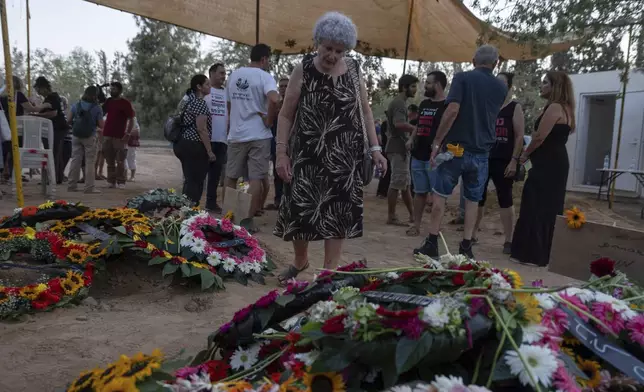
208, 151, 217, 162
276, 153, 292, 183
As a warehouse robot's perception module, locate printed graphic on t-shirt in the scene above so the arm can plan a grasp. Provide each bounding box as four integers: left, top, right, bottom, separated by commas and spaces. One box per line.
231, 78, 252, 101
417, 107, 440, 137
495, 117, 509, 143
210, 94, 226, 117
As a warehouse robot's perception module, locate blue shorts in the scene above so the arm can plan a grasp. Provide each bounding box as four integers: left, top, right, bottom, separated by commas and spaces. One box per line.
411, 158, 433, 194
432, 151, 489, 202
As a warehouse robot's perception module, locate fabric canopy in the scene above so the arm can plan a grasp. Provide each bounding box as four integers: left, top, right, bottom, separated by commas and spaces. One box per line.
85, 0, 577, 62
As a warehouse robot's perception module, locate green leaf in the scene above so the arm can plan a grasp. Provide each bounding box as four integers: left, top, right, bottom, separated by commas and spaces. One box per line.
112, 226, 128, 235
492, 356, 515, 381
188, 265, 203, 277
310, 342, 357, 373
275, 294, 295, 307
162, 263, 179, 277
148, 256, 167, 266
200, 270, 216, 290
234, 270, 249, 285
181, 248, 196, 260
180, 263, 191, 277
395, 332, 433, 373
249, 272, 266, 285
135, 371, 174, 392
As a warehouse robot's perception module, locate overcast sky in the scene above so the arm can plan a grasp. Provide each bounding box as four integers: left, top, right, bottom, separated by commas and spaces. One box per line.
1, 0, 412, 75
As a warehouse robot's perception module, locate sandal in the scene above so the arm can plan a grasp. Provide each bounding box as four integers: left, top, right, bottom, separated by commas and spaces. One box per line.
278, 262, 310, 286
405, 226, 420, 237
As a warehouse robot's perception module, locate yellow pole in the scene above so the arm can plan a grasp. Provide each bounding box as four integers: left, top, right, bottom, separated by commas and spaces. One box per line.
26, 0, 30, 97
1, 0, 25, 207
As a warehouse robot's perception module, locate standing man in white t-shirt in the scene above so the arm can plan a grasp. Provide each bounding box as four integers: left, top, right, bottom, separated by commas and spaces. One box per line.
226, 44, 280, 230
205, 62, 228, 214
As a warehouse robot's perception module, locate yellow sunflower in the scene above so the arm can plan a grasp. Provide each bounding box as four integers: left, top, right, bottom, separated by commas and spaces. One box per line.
224, 210, 234, 220
132, 224, 152, 236
91, 362, 128, 390
168, 188, 176, 193
514, 292, 542, 324
565, 206, 586, 229
576, 357, 602, 388
38, 200, 55, 210
117, 349, 163, 382
67, 369, 99, 392
93, 209, 112, 220
163, 251, 173, 258
504, 269, 523, 289
87, 243, 107, 258
190, 261, 209, 270
563, 336, 581, 347
61, 219, 78, 229
101, 376, 139, 392
67, 249, 89, 264
303, 370, 346, 392
66, 270, 85, 286
61, 272, 85, 295
19, 284, 48, 300
224, 381, 255, 392
279, 376, 301, 392
0, 229, 13, 241
49, 224, 65, 234
73, 214, 89, 223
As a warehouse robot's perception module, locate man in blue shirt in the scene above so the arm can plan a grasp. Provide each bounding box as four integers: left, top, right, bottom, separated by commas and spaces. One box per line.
414, 45, 507, 259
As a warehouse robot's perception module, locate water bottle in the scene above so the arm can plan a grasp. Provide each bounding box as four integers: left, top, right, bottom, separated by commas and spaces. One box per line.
603, 155, 610, 169
434, 151, 454, 167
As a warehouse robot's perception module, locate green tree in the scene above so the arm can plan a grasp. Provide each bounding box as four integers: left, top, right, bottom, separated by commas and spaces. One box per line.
126, 16, 203, 138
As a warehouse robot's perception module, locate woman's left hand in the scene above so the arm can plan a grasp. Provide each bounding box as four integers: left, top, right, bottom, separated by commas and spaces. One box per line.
373, 151, 387, 176
519, 154, 529, 165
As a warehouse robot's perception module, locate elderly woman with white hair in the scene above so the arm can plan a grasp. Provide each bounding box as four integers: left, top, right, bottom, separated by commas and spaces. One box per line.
273, 11, 386, 284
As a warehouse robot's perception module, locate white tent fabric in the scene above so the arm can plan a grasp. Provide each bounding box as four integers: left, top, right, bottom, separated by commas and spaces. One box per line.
85, 0, 577, 61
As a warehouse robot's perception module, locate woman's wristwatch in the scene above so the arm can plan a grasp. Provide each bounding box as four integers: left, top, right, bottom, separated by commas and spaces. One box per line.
370, 145, 382, 152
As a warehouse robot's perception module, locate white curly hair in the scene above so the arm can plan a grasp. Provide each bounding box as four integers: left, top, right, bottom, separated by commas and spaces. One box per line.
312, 12, 358, 51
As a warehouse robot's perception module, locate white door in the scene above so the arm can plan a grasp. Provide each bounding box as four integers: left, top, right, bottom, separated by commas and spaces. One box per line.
611, 91, 644, 192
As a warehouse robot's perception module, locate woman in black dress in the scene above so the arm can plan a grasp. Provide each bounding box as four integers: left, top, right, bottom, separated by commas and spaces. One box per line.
511, 71, 575, 266
273, 12, 387, 284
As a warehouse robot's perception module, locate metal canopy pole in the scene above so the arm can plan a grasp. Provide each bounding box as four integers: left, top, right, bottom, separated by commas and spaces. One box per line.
1, 0, 25, 207
255, 0, 260, 44
402, 0, 415, 75
26, 0, 31, 97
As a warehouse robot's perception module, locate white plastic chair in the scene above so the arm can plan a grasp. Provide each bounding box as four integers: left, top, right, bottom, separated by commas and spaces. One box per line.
16, 116, 56, 195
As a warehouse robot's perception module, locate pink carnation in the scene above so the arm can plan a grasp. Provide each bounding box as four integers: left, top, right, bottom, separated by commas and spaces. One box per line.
235, 228, 250, 239
219, 322, 232, 334
175, 365, 202, 379
560, 293, 589, 321
538, 327, 563, 351
193, 230, 205, 239
255, 290, 279, 308
248, 248, 264, 261
553, 364, 581, 392
541, 308, 569, 336
284, 280, 309, 294
627, 314, 644, 345
232, 305, 252, 323
220, 218, 234, 233
245, 237, 259, 248
592, 301, 625, 335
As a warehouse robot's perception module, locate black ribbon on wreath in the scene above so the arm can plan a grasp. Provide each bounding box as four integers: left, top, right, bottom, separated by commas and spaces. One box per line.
0, 205, 89, 229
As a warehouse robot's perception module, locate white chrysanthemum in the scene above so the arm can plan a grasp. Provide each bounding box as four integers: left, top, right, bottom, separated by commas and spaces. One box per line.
238, 262, 253, 274
251, 262, 263, 274
222, 258, 237, 273
522, 324, 548, 344
421, 301, 450, 329
229, 346, 259, 370
431, 375, 465, 391
534, 293, 556, 310
388, 386, 412, 392
166, 371, 214, 392
309, 300, 340, 322
179, 233, 195, 247
563, 287, 595, 303
190, 237, 207, 254
504, 344, 558, 387
13, 208, 22, 214
207, 254, 222, 267
385, 271, 400, 280
490, 273, 511, 301
293, 350, 320, 366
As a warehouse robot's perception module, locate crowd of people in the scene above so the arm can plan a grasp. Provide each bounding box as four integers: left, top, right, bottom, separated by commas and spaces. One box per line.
0, 78, 140, 194
171, 11, 575, 280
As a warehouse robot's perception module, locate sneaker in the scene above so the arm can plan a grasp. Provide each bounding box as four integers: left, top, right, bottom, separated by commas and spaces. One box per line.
459, 241, 475, 259
108, 183, 116, 188
85, 189, 102, 194
502, 242, 512, 255
413, 237, 439, 258
116, 183, 126, 189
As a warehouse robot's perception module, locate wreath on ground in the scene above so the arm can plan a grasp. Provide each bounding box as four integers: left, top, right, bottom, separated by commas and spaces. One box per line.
125, 188, 195, 215
48, 208, 153, 240
0, 200, 88, 229
0, 264, 94, 319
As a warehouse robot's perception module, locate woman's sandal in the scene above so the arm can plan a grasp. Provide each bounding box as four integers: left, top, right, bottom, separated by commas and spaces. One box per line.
405, 226, 420, 237
277, 262, 310, 287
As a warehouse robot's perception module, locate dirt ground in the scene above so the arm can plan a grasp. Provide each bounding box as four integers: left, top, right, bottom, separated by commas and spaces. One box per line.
0, 144, 642, 391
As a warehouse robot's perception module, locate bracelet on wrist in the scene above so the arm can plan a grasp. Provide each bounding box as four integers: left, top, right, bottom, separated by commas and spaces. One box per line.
369, 145, 382, 152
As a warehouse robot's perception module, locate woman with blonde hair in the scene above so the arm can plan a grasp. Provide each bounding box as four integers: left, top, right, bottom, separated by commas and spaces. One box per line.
273, 11, 387, 284
511, 71, 575, 267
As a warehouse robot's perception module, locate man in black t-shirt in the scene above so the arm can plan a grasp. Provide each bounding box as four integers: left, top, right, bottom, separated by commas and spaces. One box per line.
33, 76, 68, 184
405, 71, 447, 237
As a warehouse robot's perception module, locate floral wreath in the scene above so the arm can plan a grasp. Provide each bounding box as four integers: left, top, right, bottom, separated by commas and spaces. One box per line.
0, 200, 88, 229
48, 208, 153, 239
125, 188, 195, 215
178, 212, 268, 281
565, 206, 586, 229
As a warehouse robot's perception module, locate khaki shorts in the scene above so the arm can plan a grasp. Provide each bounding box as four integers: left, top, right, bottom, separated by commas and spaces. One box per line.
388, 152, 411, 191
226, 138, 272, 180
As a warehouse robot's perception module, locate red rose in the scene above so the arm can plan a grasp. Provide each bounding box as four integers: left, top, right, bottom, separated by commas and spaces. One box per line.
321, 314, 346, 334
452, 274, 466, 286
590, 257, 616, 277
151, 249, 165, 258
135, 241, 149, 249
360, 280, 382, 292
376, 307, 419, 319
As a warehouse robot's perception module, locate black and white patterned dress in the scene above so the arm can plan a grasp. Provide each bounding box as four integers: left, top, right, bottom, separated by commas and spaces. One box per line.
178, 93, 212, 142
274, 55, 365, 241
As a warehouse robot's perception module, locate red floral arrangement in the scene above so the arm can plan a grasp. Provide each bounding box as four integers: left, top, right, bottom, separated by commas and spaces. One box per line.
590, 257, 616, 278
